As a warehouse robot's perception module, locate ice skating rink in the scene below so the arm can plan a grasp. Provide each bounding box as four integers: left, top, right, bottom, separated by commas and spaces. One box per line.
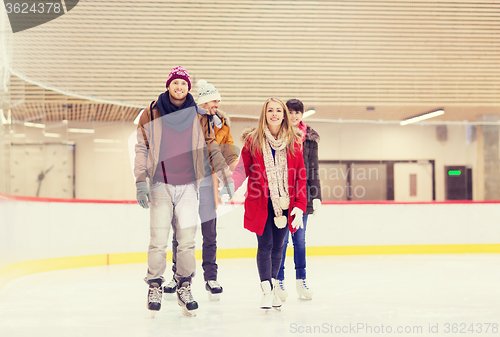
1, 254, 499, 337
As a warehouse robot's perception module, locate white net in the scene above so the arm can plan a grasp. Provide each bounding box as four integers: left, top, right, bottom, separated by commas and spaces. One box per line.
1, 0, 499, 123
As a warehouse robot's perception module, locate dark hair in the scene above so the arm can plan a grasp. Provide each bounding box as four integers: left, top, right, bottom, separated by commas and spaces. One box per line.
286, 99, 304, 114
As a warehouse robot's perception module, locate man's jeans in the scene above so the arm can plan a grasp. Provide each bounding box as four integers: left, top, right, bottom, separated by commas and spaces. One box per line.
277, 214, 308, 280
145, 182, 198, 285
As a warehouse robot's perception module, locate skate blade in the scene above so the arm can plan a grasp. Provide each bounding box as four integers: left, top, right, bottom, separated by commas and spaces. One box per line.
272, 306, 282, 311
178, 299, 197, 317
181, 306, 197, 317
163, 292, 177, 300
150, 310, 158, 318
207, 292, 221, 301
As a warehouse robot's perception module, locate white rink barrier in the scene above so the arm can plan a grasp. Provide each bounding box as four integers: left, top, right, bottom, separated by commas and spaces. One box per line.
1, 196, 499, 288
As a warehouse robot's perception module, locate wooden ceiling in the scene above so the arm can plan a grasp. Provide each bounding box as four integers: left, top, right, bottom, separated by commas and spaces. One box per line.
3, 0, 500, 122
8, 78, 142, 122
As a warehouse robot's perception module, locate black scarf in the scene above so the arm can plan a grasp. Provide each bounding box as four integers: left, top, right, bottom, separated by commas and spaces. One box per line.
154, 91, 215, 134
156, 92, 196, 116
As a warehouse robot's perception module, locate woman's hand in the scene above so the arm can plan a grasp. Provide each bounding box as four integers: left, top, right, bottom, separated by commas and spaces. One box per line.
290, 207, 304, 229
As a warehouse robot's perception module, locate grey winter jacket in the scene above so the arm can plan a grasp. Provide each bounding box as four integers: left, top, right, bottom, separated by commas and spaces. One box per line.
134, 102, 233, 189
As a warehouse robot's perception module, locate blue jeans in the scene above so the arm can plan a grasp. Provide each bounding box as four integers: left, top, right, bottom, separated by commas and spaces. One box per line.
277, 214, 308, 280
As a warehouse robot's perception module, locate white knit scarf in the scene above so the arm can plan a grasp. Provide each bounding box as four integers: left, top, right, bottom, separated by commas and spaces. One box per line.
263, 128, 289, 228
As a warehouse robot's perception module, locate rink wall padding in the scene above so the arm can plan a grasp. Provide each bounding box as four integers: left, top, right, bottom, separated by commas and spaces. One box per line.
1, 195, 499, 289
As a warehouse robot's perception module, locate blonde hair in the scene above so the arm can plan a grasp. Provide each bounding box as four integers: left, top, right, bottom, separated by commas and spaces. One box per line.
245, 98, 300, 157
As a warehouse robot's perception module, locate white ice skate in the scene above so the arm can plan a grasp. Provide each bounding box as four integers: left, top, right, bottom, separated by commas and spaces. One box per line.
205, 280, 223, 301
147, 281, 163, 318
275, 279, 288, 302
271, 278, 282, 311
260, 280, 273, 312
177, 282, 198, 317
296, 279, 313, 300
163, 278, 177, 297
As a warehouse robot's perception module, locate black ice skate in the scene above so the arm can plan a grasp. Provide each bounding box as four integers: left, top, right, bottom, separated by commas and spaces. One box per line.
205, 280, 223, 301
177, 281, 198, 317
163, 277, 177, 295
147, 281, 163, 318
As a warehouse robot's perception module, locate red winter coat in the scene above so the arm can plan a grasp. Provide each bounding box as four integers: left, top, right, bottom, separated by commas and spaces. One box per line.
232, 137, 307, 236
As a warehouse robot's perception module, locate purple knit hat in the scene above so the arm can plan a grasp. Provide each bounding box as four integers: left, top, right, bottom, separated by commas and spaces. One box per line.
166, 66, 191, 91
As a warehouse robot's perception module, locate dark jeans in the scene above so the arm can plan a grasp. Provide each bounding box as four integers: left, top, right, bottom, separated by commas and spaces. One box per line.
277, 214, 308, 280
172, 186, 218, 281
256, 198, 289, 283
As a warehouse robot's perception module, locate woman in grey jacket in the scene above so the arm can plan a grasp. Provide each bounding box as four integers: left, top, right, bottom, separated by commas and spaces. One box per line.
275, 99, 322, 301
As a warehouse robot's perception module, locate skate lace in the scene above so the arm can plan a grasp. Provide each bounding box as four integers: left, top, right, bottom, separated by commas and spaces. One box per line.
149, 286, 162, 303
166, 279, 177, 288
207, 280, 221, 289
278, 280, 286, 290
178, 284, 194, 303
300, 279, 310, 290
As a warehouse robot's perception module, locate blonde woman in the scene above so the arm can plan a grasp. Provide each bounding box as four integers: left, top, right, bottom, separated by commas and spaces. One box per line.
232, 98, 307, 310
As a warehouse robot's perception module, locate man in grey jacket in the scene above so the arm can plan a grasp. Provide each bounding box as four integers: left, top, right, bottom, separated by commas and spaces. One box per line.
134, 66, 234, 317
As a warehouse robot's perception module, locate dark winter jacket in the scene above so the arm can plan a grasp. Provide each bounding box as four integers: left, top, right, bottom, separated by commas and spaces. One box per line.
303, 125, 321, 214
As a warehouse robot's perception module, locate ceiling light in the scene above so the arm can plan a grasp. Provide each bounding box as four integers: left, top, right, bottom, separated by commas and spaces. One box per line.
44, 133, 61, 138
303, 109, 316, 119
94, 148, 124, 153
94, 139, 121, 144
68, 128, 95, 134
400, 109, 445, 125
24, 122, 45, 128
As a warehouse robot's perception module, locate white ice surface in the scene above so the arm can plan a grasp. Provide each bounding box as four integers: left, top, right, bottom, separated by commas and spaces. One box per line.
0, 255, 499, 337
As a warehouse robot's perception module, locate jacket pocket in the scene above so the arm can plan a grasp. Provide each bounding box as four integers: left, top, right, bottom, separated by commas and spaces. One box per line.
244, 198, 258, 221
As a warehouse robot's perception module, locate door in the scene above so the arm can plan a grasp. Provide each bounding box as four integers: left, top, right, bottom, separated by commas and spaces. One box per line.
445, 165, 472, 200
394, 162, 433, 202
